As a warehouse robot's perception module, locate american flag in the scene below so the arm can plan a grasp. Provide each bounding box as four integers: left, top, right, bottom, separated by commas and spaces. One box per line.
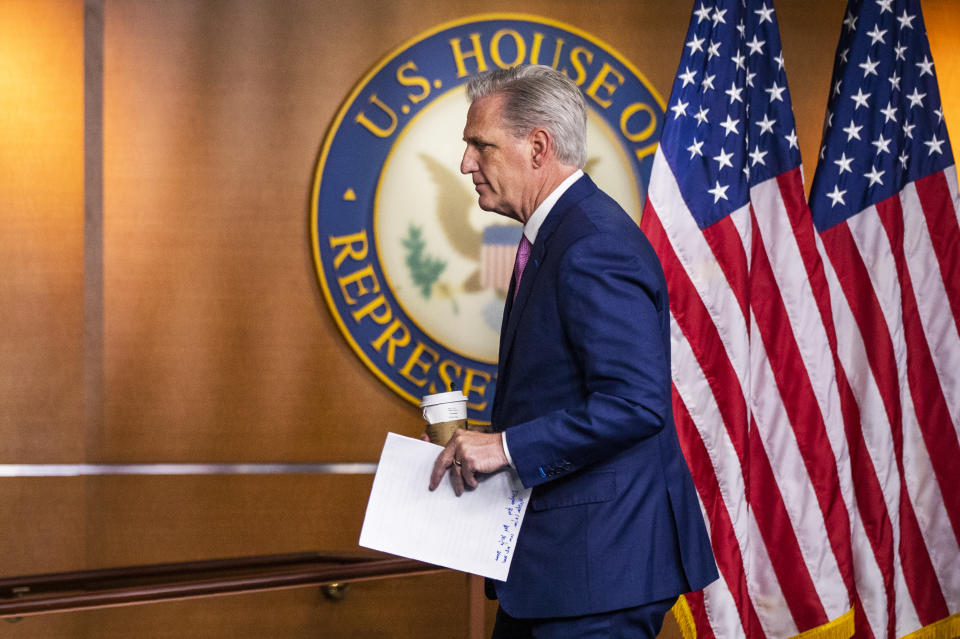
808, 1, 960, 637
641, 0, 858, 636
481, 225, 523, 293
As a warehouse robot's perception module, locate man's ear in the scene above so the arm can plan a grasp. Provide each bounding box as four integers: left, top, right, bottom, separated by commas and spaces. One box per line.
530, 128, 551, 168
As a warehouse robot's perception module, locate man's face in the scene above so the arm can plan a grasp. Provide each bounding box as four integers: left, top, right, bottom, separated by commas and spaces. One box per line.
460, 94, 532, 222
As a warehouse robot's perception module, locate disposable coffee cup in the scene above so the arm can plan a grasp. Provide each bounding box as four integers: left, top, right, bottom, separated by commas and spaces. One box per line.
420, 391, 468, 446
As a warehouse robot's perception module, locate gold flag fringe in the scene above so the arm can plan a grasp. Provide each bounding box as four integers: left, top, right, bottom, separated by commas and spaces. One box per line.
791, 608, 855, 639
900, 612, 960, 639
671, 600, 855, 639
669, 601, 960, 638
672, 595, 697, 639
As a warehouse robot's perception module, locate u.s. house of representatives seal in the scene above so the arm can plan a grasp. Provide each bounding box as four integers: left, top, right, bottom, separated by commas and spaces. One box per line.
311, 14, 665, 425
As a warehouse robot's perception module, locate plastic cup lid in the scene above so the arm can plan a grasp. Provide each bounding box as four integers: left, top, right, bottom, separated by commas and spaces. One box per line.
419, 390, 467, 408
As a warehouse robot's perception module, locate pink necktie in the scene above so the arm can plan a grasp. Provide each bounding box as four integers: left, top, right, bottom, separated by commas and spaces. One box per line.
513, 234, 532, 299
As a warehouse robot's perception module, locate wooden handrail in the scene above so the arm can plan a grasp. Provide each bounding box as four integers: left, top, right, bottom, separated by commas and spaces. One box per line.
0, 551, 445, 619
0, 551, 374, 593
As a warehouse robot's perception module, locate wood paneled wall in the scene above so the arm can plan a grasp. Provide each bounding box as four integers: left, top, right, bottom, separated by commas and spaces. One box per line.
2, 0, 958, 637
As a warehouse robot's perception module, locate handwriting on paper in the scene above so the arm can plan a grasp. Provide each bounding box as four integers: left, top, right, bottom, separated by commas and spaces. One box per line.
359, 433, 532, 581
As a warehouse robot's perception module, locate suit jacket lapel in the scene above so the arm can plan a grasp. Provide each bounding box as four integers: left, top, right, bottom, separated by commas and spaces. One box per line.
493, 175, 597, 423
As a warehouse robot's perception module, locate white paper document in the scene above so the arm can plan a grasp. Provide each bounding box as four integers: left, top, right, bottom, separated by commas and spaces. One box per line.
359, 432, 532, 581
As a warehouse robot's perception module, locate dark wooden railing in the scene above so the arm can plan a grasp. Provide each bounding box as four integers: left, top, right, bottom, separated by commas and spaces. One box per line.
0, 551, 459, 619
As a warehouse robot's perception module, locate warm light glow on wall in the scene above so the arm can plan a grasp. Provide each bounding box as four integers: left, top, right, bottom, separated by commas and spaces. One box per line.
925, 1, 960, 168
0, 0, 84, 206
0, 0, 85, 446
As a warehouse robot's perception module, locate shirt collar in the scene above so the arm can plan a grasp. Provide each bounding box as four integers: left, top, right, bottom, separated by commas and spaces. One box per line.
523, 169, 583, 245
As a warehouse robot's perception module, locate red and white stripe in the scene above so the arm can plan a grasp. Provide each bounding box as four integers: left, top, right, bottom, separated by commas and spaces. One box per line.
815, 165, 960, 638
642, 150, 857, 638
481, 243, 518, 292
645, 157, 960, 637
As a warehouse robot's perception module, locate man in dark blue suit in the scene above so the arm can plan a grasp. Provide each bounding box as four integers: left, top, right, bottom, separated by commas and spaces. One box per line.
430, 65, 717, 638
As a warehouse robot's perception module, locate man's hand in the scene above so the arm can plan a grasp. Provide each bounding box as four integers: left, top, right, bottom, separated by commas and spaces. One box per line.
429, 430, 508, 496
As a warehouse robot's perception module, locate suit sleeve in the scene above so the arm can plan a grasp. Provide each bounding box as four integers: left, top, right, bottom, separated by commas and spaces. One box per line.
503, 230, 673, 488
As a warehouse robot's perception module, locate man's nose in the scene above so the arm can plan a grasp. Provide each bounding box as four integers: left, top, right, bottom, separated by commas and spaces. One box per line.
460, 148, 477, 175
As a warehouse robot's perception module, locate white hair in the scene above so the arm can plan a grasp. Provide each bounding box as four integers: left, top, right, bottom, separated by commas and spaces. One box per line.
466, 65, 587, 168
